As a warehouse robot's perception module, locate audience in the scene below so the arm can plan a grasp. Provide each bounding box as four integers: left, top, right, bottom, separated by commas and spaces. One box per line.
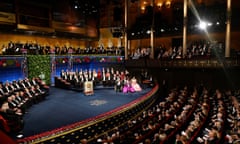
56, 67, 149, 93
0, 77, 49, 135
1, 41, 124, 56
85, 84, 240, 144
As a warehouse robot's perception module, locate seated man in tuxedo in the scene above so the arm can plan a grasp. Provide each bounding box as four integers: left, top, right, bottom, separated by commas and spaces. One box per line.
0, 101, 24, 133
1, 98, 23, 117
115, 77, 123, 92
0, 84, 9, 97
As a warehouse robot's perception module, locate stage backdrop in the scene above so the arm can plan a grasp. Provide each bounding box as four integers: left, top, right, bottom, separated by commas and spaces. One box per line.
0, 56, 24, 83
0, 55, 125, 85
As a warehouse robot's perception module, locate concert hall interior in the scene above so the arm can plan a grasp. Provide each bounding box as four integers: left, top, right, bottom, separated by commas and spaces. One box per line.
0, 0, 240, 144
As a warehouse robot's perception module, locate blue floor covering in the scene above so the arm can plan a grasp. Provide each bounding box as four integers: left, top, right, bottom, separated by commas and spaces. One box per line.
20, 87, 151, 138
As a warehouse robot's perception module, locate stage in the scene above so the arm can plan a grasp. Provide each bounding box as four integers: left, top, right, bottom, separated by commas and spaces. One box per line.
16, 86, 152, 140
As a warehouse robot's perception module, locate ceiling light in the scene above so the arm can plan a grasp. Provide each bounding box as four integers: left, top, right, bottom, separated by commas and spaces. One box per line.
199, 21, 207, 30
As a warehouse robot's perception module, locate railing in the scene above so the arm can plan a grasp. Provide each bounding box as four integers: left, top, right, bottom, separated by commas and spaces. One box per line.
125, 58, 240, 68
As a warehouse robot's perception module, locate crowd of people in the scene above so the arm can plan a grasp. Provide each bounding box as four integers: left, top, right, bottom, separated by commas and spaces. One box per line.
1, 41, 124, 55
85, 84, 240, 144
129, 40, 240, 60
1, 70, 240, 143
3, 40, 240, 60
56, 67, 149, 93
129, 47, 151, 60
0, 77, 49, 135
154, 40, 227, 60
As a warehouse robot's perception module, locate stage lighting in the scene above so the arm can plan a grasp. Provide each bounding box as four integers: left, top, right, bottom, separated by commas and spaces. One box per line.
198, 21, 207, 30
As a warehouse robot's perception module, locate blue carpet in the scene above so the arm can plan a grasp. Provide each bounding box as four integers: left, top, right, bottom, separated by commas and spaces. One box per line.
21, 87, 151, 137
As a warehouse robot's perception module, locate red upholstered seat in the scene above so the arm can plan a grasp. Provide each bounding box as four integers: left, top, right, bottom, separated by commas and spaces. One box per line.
0, 114, 10, 132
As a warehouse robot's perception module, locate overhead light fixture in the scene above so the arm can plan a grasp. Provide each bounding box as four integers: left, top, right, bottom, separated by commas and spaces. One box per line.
198, 21, 207, 30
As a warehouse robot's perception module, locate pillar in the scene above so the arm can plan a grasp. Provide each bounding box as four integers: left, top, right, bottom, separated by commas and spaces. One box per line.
149, 0, 155, 59
124, 0, 128, 59
183, 0, 188, 58
225, 0, 231, 58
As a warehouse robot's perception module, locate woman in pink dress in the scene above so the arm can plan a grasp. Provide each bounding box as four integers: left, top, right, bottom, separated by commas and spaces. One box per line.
131, 77, 142, 92
122, 78, 135, 93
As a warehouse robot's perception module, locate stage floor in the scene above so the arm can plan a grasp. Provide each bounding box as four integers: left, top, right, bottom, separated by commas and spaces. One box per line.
18, 86, 152, 139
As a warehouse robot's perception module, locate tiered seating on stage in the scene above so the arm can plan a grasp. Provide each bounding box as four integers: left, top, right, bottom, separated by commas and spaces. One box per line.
54, 67, 153, 92
0, 78, 49, 135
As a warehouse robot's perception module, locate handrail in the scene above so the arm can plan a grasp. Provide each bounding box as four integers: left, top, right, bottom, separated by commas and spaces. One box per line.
125, 58, 240, 68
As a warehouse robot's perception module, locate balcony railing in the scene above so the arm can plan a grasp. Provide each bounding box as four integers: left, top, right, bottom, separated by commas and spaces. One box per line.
125, 58, 240, 69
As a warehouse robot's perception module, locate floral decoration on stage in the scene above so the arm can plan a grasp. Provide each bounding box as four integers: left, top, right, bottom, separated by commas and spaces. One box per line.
55, 56, 124, 64
0, 57, 22, 68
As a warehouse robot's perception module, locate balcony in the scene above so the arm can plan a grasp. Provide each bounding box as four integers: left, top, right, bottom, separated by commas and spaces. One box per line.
125, 58, 240, 69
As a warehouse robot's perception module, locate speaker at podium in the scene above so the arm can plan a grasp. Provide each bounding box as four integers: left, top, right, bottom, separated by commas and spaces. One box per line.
84, 81, 94, 96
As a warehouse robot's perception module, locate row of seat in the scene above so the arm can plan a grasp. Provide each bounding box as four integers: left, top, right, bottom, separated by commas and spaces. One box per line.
88, 85, 240, 144
0, 78, 49, 135
88, 86, 191, 143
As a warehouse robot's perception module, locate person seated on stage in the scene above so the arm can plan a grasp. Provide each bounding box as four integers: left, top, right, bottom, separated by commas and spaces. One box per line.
0, 83, 9, 97
67, 72, 75, 85
105, 68, 112, 86
12, 80, 21, 92
33, 77, 50, 93
24, 78, 32, 88
73, 74, 81, 88
115, 77, 123, 92
88, 69, 93, 81
24, 87, 37, 104
123, 78, 135, 93
120, 71, 125, 81
125, 69, 130, 78
34, 85, 47, 99
115, 70, 120, 78
92, 69, 98, 85
131, 77, 142, 92
3, 81, 14, 96
110, 67, 115, 76
0, 99, 23, 117
0, 100, 24, 133
18, 79, 27, 90
97, 68, 102, 82
101, 68, 108, 86
8, 93, 28, 114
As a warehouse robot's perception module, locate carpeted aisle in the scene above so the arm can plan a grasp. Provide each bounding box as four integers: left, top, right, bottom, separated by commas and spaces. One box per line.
20, 87, 151, 138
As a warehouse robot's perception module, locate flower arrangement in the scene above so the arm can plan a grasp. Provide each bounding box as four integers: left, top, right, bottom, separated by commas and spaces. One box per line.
0, 58, 22, 68
55, 56, 124, 64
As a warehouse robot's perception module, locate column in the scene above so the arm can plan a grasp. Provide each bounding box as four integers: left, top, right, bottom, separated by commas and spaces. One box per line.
150, 0, 155, 59
21, 49, 28, 78
225, 0, 231, 58
124, 0, 128, 59
50, 50, 56, 86
183, 0, 188, 58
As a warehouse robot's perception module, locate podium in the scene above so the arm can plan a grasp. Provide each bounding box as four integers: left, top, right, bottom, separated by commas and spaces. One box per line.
84, 81, 94, 96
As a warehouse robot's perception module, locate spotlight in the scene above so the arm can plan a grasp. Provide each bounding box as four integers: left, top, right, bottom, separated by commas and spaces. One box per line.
198, 21, 207, 30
